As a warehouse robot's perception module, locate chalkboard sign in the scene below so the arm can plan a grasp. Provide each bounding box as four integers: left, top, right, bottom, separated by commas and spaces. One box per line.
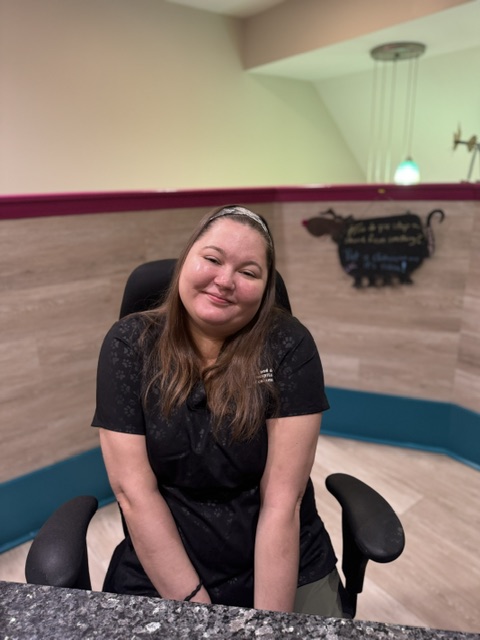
303, 208, 445, 287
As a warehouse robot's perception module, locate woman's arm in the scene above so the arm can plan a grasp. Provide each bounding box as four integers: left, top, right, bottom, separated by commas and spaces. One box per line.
254, 413, 322, 612
99, 428, 210, 604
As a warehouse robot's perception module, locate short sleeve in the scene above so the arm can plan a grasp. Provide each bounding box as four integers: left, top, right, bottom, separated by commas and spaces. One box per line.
268, 315, 330, 419
91, 317, 146, 434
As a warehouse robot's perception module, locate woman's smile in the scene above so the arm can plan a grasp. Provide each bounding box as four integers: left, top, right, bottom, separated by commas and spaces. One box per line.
204, 291, 234, 305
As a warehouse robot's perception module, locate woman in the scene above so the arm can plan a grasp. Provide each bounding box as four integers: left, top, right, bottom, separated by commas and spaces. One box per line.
92, 205, 343, 616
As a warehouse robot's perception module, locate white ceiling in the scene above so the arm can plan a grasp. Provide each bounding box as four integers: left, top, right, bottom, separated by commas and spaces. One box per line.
167, 0, 480, 80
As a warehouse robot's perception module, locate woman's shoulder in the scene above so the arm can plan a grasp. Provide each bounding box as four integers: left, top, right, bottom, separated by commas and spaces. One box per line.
267, 310, 318, 361
103, 312, 163, 348
270, 310, 314, 343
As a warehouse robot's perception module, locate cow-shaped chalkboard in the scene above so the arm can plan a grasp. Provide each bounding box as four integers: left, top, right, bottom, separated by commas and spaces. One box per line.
303, 208, 445, 287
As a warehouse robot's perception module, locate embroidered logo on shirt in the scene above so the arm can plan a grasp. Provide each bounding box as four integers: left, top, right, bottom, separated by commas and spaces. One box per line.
257, 368, 274, 383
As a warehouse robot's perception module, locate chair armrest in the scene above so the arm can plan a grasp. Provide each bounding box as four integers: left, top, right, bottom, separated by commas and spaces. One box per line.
326, 473, 405, 617
326, 472, 405, 563
25, 496, 98, 589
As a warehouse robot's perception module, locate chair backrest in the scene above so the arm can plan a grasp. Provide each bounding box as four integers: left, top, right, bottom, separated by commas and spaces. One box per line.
119, 259, 292, 318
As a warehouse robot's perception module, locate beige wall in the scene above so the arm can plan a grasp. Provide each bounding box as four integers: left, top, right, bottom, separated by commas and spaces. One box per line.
242, 0, 470, 68
241, 0, 480, 185
2, 0, 477, 192
0, 0, 362, 194
315, 45, 480, 184
1, 198, 479, 482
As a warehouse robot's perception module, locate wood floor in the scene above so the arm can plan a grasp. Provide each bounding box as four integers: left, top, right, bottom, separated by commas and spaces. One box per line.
1, 435, 479, 635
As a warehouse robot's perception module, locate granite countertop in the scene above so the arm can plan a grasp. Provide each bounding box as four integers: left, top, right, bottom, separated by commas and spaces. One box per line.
1, 581, 478, 640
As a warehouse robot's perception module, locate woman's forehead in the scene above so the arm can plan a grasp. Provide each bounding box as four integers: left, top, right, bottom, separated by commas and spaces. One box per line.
199, 217, 266, 246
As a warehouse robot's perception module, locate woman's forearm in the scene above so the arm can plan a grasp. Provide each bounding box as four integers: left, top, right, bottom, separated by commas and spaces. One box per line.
254, 505, 300, 612
118, 488, 211, 604
99, 430, 210, 604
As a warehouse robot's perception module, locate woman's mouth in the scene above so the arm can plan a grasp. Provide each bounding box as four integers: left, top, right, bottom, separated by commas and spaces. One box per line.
204, 291, 233, 305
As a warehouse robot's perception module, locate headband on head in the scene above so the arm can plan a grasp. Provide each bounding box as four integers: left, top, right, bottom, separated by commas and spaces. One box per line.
210, 206, 271, 240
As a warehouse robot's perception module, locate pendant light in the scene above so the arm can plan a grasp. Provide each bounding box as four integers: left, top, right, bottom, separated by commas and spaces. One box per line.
394, 157, 420, 185
367, 42, 426, 185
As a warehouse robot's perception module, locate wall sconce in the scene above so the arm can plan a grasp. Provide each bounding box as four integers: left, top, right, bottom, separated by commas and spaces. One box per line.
453, 127, 480, 182
367, 42, 426, 185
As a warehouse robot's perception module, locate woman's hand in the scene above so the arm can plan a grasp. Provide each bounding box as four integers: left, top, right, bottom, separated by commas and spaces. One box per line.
99, 428, 211, 604
254, 413, 322, 612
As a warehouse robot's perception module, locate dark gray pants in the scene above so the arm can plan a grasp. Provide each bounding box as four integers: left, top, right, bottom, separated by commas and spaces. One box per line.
294, 568, 344, 617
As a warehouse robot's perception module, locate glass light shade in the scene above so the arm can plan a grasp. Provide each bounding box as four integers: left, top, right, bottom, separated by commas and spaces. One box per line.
394, 157, 420, 185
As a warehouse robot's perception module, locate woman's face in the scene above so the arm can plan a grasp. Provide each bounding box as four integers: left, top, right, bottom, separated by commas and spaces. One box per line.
178, 217, 269, 342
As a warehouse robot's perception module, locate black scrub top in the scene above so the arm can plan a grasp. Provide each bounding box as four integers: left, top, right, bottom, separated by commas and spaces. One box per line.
92, 311, 336, 608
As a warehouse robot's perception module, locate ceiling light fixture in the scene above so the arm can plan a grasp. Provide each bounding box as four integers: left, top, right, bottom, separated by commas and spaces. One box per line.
367, 42, 426, 185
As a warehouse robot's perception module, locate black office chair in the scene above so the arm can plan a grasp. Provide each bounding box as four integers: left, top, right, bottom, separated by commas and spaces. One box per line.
26, 259, 405, 618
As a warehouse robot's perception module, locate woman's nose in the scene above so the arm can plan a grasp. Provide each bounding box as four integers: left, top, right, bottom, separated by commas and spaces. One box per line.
214, 269, 235, 289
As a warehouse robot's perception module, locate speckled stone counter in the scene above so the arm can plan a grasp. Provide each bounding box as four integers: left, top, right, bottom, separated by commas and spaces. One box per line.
1, 581, 478, 640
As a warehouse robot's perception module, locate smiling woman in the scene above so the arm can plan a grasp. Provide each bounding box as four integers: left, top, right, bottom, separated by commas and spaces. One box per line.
91, 205, 343, 617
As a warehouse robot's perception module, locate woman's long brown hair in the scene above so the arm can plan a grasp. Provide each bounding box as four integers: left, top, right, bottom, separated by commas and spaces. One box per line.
139, 206, 279, 441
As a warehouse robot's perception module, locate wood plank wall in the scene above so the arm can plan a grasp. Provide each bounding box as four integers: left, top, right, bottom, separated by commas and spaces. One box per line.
274, 200, 480, 411
1, 199, 479, 483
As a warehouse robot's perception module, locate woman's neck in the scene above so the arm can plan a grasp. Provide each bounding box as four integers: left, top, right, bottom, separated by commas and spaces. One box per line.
188, 326, 224, 368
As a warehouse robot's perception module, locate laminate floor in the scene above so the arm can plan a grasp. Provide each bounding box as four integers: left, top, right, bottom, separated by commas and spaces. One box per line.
1, 435, 479, 634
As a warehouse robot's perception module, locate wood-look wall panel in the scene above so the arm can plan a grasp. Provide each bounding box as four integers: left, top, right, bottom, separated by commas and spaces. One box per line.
311, 323, 456, 400
274, 200, 479, 411
453, 205, 480, 414
0, 337, 41, 403
454, 369, 480, 416
0, 213, 148, 482
320, 353, 360, 388
0, 216, 143, 291
0, 204, 275, 481
1, 199, 478, 482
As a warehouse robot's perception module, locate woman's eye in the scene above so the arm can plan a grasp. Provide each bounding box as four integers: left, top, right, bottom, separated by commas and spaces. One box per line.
205, 256, 220, 264
241, 270, 257, 278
